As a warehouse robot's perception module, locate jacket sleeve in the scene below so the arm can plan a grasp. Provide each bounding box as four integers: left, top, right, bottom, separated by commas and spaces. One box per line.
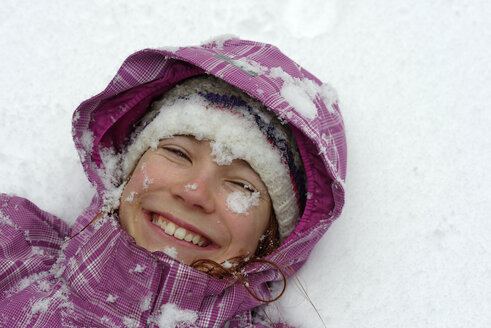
0, 193, 71, 295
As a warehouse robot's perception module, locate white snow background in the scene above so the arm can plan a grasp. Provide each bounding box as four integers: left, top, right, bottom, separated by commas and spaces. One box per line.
1, 0, 490, 327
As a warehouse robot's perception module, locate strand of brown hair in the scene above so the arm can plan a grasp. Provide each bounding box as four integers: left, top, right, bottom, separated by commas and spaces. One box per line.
191, 257, 287, 303
67, 212, 103, 242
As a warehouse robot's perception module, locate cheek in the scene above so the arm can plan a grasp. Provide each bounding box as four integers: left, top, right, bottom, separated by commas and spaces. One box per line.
124, 176, 143, 194
255, 208, 272, 240
119, 168, 147, 221
119, 178, 145, 213
227, 206, 271, 247
123, 160, 161, 194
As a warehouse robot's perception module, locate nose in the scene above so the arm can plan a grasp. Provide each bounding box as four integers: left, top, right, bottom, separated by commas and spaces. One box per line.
171, 168, 216, 214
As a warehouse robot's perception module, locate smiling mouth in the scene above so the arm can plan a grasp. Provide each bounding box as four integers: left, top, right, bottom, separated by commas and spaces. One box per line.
151, 214, 211, 247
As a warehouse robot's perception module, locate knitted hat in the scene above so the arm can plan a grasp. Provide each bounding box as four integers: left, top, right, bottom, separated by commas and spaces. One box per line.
122, 75, 306, 240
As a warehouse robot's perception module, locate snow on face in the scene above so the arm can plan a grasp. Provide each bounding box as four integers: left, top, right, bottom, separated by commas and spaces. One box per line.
125, 191, 137, 203
119, 96, 298, 241
226, 191, 260, 215
118, 136, 271, 265
140, 162, 154, 191
184, 183, 197, 192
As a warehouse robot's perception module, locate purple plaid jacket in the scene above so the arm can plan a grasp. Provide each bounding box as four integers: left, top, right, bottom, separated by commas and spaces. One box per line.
0, 38, 346, 327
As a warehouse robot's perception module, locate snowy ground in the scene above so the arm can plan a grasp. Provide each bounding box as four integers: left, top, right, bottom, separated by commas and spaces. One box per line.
1, 1, 490, 327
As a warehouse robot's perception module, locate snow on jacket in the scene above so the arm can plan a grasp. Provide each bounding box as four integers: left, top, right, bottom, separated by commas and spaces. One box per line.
0, 38, 347, 327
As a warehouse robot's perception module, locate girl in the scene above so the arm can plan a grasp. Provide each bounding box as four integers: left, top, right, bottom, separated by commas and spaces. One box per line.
0, 37, 346, 327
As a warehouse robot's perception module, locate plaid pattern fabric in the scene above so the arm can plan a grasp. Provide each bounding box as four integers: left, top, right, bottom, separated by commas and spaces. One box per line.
0, 38, 346, 327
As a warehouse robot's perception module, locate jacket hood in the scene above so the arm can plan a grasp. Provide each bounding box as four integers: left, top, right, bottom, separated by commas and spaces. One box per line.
70, 37, 347, 326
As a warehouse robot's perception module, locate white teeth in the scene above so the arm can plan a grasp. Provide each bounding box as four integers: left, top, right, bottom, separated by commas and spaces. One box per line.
174, 228, 186, 240
164, 222, 176, 235
192, 235, 200, 245
152, 215, 208, 247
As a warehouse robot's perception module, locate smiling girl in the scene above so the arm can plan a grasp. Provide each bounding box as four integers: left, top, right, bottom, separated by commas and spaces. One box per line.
0, 38, 346, 327
119, 136, 273, 265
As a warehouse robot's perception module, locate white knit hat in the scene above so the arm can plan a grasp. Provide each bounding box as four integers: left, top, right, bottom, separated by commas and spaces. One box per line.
122, 76, 305, 240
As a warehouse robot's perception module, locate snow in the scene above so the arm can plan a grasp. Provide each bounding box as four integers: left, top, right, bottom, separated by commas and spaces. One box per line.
120, 94, 299, 238
157, 303, 198, 328
215, 55, 269, 76
234, 57, 269, 76
222, 260, 233, 269
122, 316, 139, 328
29, 283, 73, 317
80, 130, 94, 156
269, 67, 320, 119
1, 1, 491, 327
143, 175, 153, 191
0, 210, 16, 229
100, 316, 118, 327
130, 264, 146, 274
31, 298, 51, 315
124, 191, 137, 203
184, 183, 198, 192
4, 272, 50, 297
226, 191, 260, 215
201, 34, 239, 49
106, 294, 118, 303
163, 246, 178, 259
140, 294, 152, 311
32, 246, 45, 256
141, 163, 154, 191
101, 182, 125, 214
209, 140, 236, 165
37, 280, 52, 292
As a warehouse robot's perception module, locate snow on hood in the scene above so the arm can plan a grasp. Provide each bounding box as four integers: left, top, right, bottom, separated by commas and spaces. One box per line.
71, 37, 346, 278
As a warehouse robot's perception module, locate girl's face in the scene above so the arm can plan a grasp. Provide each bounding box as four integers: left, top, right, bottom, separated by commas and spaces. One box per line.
119, 136, 272, 265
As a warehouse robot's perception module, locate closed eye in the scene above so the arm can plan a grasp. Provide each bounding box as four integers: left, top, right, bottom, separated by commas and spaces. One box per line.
230, 180, 257, 193
162, 146, 192, 163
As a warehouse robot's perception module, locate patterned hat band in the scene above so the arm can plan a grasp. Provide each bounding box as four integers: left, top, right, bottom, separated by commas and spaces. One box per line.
122, 75, 306, 240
